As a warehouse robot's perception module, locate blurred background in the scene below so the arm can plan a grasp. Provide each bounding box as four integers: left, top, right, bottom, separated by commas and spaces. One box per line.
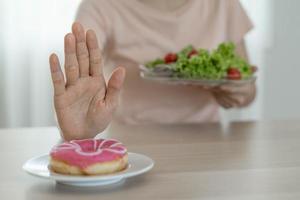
0, 0, 298, 128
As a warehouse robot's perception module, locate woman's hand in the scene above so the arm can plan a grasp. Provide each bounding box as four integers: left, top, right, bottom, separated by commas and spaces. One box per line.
212, 81, 256, 109
212, 40, 256, 109
49, 22, 125, 141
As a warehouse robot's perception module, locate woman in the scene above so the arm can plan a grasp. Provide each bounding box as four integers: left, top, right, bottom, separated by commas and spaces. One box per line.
49, 0, 256, 141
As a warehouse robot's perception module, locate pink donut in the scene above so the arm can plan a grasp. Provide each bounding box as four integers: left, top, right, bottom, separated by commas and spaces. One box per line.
50, 139, 128, 175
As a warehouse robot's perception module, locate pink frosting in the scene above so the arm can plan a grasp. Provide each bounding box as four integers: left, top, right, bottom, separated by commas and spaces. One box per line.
50, 139, 127, 169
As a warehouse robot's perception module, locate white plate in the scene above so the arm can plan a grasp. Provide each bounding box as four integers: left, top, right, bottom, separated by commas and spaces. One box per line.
23, 152, 154, 187
139, 65, 256, 86
140, 71, 256, 86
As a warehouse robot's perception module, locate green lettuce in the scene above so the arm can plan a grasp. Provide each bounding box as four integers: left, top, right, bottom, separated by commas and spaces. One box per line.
146, 42, 253, 79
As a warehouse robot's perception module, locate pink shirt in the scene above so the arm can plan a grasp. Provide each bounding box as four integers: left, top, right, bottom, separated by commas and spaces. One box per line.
76, 0, 253, 124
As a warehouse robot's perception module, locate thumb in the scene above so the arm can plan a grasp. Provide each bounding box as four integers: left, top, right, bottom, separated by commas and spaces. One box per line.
105, 67, 126, 110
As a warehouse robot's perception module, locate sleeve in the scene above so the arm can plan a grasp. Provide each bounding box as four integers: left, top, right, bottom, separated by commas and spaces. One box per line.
226, 0, 254, 43
75, 0, 111, 50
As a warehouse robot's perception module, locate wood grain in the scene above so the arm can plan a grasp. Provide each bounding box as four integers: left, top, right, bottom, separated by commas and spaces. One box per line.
1, 121, 300, 199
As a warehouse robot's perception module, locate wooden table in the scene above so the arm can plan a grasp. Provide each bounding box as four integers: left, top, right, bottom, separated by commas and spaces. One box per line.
1, 121, 300, 199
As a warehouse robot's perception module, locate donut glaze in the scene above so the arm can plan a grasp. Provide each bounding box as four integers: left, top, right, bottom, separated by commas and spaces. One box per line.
50, 139, 127, 169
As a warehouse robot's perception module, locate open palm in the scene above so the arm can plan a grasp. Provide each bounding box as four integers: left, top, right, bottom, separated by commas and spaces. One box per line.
49, 23, 125, 141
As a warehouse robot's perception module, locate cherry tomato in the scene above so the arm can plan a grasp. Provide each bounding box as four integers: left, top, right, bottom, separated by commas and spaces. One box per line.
164, 53, 178, 64
227, 67, 242, 80
188, 49, 198, 58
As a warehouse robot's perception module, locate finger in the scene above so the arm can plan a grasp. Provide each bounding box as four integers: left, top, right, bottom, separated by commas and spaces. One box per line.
216, 96, 232, 109
64, 33, 79, 86
226, 94, 247, 107
210, 86, 222, 93
105, 67, 126, 110
221, 96, 234, 109
219, 84, 250, 95
72, 22, 89, 77
49, 53, 65, 96
86, 29, 103, 77
221, 96, 236, 109
214, 92, 235, 109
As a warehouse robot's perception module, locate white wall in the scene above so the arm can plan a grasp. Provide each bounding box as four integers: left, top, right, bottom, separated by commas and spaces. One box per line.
222, 0, 272, 122
0, 0, 81, 128
263, 0, 300, 120
224, 0, 300, 122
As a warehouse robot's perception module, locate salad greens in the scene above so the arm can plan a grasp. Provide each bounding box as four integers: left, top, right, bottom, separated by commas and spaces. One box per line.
145, 42, 253, 80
